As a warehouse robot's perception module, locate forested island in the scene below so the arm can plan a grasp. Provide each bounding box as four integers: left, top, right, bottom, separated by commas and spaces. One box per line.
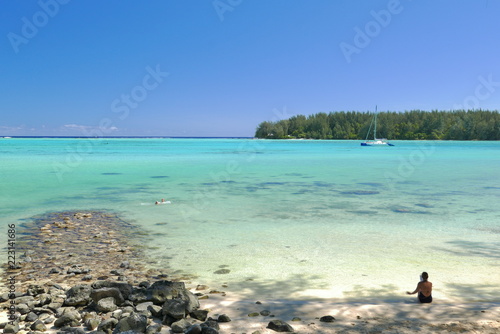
254, 110, 500, 140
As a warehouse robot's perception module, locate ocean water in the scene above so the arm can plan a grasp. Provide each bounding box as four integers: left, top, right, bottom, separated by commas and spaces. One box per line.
1, 138, 499, 303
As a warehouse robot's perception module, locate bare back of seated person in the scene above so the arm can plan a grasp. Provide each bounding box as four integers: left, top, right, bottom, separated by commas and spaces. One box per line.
417, 280, 432, 297
407, 272, 433, 303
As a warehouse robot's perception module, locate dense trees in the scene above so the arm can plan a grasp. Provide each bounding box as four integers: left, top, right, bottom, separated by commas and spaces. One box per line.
254, 110, 500, 140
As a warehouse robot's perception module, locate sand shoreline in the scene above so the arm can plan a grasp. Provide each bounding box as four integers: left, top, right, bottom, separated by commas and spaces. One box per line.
199, 293, 500, 333
3, 292, 499, 333
2, 210, 499, 333
2, 278, 499, 333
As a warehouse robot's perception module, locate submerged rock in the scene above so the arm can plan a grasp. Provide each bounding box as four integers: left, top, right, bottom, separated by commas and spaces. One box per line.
213, 269, 230, 274
341, 190, 379, 195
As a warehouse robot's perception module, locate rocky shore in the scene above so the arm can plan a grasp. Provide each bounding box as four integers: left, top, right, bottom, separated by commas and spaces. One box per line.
1, 279, 226, 334
0, 211, 298, 334
1, 211, 233, 334
2, 211, 499, 334
6, 211, 170, 286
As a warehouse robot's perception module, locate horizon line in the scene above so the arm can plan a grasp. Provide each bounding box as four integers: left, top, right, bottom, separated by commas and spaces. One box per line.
0, 136, 255, 139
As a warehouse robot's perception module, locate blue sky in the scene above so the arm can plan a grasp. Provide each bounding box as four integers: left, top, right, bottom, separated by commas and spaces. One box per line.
1, 0, 499, 137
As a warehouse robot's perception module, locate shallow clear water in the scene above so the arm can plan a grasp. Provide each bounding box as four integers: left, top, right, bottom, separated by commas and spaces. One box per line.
1, 138, 499, 303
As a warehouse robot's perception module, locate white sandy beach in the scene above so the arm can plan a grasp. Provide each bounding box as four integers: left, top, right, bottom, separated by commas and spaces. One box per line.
199, 293, 500, 333
2, 293, 498, 333
1, 273, 499, 334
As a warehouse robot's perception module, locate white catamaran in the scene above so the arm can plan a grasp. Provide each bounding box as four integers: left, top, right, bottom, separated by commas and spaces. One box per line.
361, 107, 394, 146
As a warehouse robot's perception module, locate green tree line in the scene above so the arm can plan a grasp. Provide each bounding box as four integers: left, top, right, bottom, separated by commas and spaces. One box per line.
254, 110, 500, 140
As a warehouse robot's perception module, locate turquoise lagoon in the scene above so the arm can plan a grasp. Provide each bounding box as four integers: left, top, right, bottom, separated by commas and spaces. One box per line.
1, 138, 499, 303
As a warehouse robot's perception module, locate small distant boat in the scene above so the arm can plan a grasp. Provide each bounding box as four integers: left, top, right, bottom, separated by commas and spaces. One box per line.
2, 136, 12, 139
361, 107, 394, 146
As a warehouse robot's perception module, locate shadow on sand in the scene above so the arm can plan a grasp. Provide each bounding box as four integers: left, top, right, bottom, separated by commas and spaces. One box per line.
205, 273, 500, 333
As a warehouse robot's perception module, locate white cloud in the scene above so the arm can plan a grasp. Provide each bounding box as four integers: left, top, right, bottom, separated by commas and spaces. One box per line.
63, 124, 119, 135
0, 124, 120, 136
64, 124, 92, 130
0, 125, 26, 134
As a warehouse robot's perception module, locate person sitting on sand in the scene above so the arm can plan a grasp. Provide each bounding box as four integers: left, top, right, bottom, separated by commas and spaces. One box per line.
407, 271, 432, 303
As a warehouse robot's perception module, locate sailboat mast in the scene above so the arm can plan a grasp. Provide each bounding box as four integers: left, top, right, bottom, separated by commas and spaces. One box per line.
361, 105, 394, 146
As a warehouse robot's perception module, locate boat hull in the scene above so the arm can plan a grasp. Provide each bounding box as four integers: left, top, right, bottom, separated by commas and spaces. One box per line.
362, 108, 394, 146
361, 141, 394, 146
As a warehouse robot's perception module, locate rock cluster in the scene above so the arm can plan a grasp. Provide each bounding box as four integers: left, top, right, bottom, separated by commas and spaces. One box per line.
1, 211, 226, 333
1, 280, 229, 334
7, 211, 180, 288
